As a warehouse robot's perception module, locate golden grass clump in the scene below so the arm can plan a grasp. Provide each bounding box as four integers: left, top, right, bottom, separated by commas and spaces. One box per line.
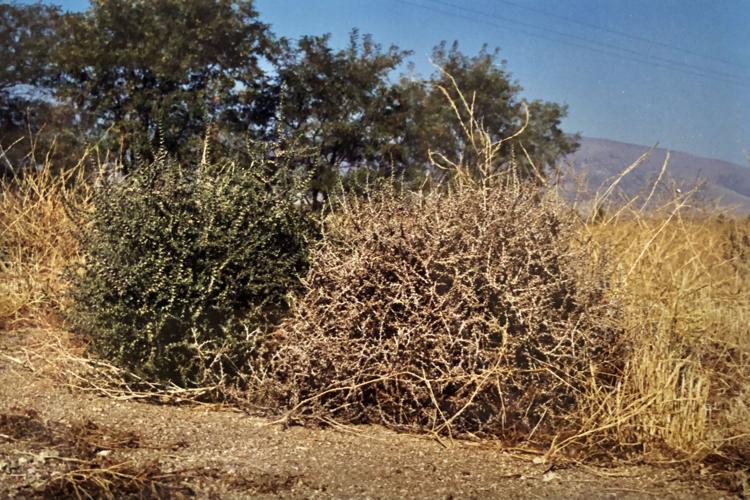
0, 154, 94, 330
575, 206, 750, 469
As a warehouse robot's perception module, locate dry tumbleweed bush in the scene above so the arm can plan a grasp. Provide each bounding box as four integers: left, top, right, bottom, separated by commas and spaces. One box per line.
260, 177, 623, 439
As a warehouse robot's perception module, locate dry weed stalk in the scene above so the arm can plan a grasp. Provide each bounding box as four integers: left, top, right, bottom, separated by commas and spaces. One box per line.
259, 74, 623, 440
7, 328, 232, 406
426, 65, 531, 187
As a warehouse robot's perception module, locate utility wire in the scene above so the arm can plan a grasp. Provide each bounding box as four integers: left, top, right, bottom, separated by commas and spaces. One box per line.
492, 0, 748, 71
423, 0, 750, 85
396, 0, 750, 89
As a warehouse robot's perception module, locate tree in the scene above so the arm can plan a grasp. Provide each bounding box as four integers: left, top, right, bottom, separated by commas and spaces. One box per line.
0, 2, 64, 172
54, 0, 277, 165
275, 30, 413, 208
0, 2, 61, 95
400, 42, 578, 180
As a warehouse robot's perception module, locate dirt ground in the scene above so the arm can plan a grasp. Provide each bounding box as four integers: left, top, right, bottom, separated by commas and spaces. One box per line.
0, 329, 736, 499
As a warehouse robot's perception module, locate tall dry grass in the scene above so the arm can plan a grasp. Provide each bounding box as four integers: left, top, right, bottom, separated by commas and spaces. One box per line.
572, 204, 750, 468
0, 150, 96, 330
592, 213, 750, 460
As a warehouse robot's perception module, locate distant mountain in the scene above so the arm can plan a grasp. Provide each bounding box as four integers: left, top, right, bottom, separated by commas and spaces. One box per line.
563, 137, 750, 214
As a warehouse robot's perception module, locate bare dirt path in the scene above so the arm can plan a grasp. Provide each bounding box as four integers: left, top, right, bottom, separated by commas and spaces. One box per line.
0, 330, 733, 499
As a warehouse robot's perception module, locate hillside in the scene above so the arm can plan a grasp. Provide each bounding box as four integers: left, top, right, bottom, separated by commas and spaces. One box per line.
564, 137, 750, 213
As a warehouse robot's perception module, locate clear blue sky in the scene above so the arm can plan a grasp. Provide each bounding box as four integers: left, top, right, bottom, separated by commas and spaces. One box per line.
28, 0, 750, 166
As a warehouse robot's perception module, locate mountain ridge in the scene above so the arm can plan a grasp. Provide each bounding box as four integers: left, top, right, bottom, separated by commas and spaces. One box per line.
563, 136, 750, 214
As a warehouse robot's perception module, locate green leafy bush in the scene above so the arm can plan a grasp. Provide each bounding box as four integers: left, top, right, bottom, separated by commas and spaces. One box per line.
69, 143, 311, 386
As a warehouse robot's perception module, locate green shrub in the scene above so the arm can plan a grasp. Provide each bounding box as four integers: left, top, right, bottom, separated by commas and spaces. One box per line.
68, 143, 311, 386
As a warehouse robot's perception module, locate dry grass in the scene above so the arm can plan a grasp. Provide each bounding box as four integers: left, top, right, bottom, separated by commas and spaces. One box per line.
0, 408, 197, 499
259, 73, 750, 491
570, 203, 750, 469
0, 151, 95, 331
435, 77, 750, 472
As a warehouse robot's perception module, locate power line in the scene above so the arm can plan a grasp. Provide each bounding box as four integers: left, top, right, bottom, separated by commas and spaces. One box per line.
423, 0, 750, 86
410, 0, 750, 87
492, 0, 748, 71
396, 0, 750, 89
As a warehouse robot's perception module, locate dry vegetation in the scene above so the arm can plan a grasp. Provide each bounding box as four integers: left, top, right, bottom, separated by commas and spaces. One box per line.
0, 143, 95, 331
580, 204, 750, 469
1, 86, 748, 494
259, 178, 623, 441
0, 407, 197, 498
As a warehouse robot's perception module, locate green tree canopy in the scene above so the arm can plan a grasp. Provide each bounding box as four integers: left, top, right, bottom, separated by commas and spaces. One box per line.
0, 2, 61, 93
275, 30, 413, 208
54, 0, 276, 164
0, 2, 64, 171
2, 2, 579, 192
400, 42, 579, 180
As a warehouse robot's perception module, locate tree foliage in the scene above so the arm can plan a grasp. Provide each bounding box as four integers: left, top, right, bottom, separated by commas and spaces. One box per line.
399, 42, 578, 180
0, 2, 60, 94
2, 2, 579, 188
0, 2, 64, 171
276, 30, 413, 207
54, 0, 277, 164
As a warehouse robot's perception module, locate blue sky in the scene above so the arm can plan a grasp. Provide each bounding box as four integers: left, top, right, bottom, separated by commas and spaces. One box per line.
26, 0, 750, 165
